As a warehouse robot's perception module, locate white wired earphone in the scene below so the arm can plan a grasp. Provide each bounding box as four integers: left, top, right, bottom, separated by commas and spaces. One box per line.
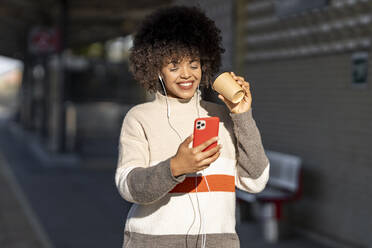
158, 74, 211, 248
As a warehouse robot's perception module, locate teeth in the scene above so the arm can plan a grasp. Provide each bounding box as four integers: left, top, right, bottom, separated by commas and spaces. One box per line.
179, 82, 192, 86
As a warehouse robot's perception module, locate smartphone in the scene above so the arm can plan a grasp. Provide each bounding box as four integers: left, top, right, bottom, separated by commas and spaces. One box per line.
193, 117, 220, 152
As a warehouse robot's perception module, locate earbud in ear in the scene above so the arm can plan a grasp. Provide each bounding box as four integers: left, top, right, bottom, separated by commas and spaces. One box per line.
158, 74, 163, 82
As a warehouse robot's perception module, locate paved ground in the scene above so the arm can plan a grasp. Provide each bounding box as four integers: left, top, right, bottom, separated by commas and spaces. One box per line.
0, 153, 49, 248
0, 119, 130, 248
0, 117, 331, 248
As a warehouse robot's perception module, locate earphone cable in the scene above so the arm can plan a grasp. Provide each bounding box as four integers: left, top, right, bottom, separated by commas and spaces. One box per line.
159, 75, 210, 248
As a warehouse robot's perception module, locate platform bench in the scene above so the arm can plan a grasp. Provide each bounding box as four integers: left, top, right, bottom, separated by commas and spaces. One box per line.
236, 150, 303, 243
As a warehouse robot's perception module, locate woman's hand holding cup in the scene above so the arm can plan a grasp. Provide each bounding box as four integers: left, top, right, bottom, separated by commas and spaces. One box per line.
213, 72, 252, 114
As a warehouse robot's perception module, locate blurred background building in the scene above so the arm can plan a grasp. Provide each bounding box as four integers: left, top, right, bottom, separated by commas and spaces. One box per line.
0, 0, 371, 247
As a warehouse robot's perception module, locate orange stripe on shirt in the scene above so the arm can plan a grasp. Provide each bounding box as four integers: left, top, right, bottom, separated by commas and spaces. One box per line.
170, 175, 235, 193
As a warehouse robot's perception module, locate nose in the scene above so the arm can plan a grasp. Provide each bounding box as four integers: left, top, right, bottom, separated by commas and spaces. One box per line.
180, 66, 191, 79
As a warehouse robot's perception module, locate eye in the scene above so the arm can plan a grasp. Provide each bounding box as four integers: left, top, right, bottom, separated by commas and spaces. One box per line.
169, 67, 178, 72
190, 63, 200, 70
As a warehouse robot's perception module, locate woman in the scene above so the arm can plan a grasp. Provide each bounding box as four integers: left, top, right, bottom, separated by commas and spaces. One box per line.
115, 6, 269, 248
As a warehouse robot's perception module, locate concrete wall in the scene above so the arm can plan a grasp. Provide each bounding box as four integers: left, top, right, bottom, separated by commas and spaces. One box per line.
247, 53, 372, 247
239, 0, 372, 247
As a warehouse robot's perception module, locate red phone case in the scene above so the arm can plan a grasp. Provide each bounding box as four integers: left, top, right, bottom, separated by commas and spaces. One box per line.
193, 117, 220, 151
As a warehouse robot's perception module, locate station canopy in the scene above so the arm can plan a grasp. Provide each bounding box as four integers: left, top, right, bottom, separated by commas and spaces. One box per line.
0, 0, 171, 59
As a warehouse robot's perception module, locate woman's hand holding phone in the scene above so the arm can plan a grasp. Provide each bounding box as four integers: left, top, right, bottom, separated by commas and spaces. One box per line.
170, 135, 222, 177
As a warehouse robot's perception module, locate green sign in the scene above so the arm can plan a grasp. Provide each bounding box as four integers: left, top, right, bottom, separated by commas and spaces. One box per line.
352, 52, 368, 88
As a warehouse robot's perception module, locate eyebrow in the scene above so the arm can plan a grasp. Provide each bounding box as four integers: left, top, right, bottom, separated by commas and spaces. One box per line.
167, 58, 200, 66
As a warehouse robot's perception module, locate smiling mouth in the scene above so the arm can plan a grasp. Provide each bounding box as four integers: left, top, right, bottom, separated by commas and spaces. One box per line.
179, 82, 193, 87
177, 82, 194, 91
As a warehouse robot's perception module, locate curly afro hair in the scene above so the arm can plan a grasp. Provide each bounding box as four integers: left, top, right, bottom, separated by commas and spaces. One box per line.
129, 5, 224, 93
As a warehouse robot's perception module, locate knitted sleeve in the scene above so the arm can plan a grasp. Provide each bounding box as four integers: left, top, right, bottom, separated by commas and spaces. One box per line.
230, 109, 270, 193
115, 108, 185, 205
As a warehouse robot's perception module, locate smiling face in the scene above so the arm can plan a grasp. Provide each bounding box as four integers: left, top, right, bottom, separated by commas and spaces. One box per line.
159, 57, 202, 99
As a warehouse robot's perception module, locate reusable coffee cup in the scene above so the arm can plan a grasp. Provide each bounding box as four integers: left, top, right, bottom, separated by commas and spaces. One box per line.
212, 72, 245, 103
